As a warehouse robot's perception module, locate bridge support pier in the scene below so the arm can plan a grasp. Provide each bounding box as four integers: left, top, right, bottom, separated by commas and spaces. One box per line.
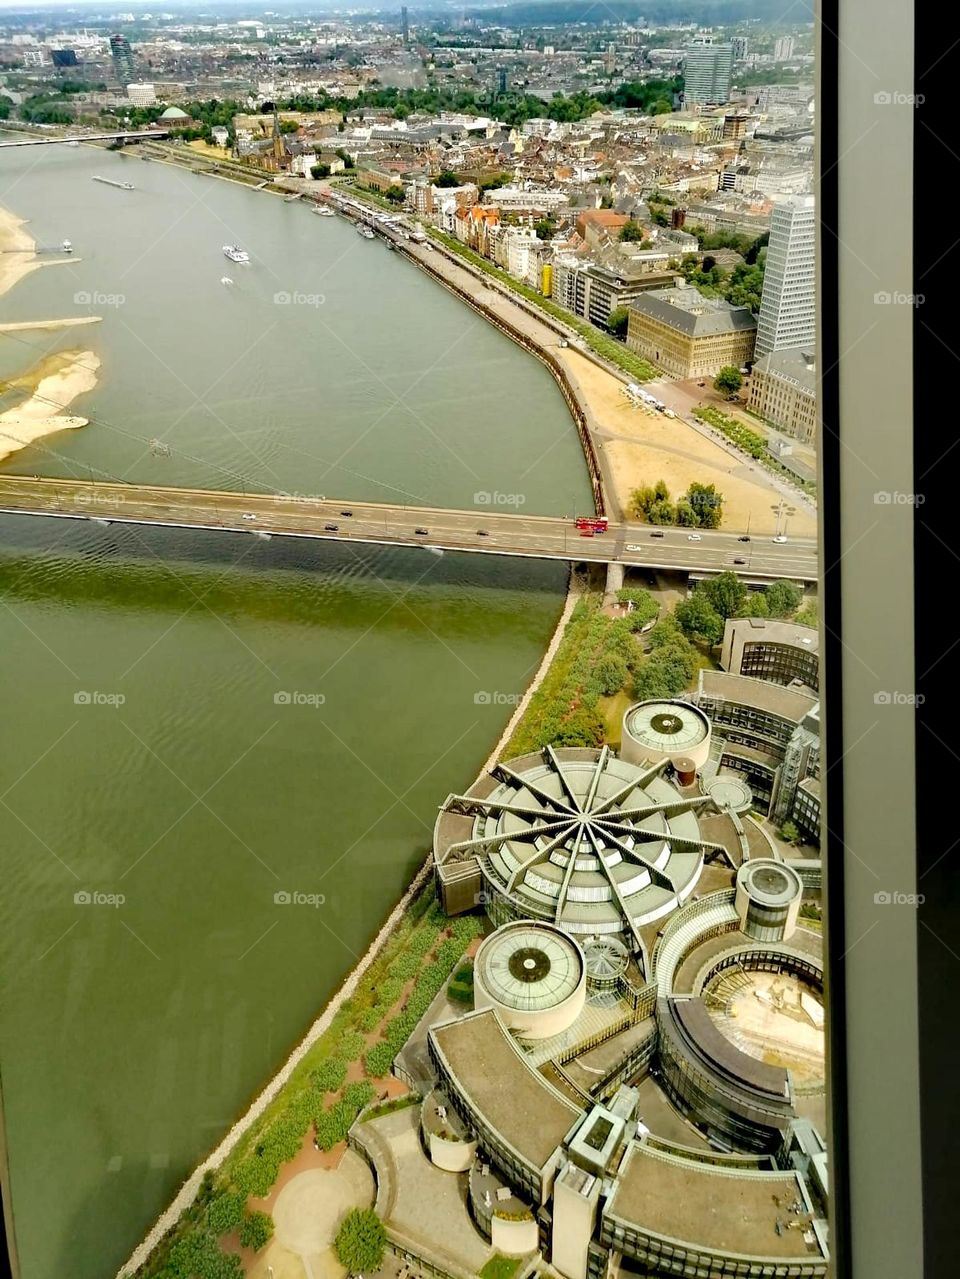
603, 560, 624, 608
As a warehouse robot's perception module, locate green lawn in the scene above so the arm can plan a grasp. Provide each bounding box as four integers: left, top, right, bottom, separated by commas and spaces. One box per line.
479, 1255, 522, 1279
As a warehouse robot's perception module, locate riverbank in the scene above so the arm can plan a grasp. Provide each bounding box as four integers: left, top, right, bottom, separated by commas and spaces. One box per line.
0, 207, 40, 299
0, 349, 100, 463
116, 566, 577, 1279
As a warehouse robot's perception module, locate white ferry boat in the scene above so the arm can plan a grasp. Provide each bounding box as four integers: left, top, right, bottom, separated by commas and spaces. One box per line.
222, 245, 250, 264
314, 205, 336, 217
356, 225, 375, 239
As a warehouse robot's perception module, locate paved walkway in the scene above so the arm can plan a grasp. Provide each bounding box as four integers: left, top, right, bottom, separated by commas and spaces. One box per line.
253, 1152, 375, 1279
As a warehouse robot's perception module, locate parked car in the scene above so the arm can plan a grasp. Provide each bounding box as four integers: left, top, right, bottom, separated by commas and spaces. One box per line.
738, 535, 751, 542
650, 530, 665, 538
340, 510, 353, 517
734, 557, 747, 565
415, 527, 429, 536
324, 523, 339, 532
687, 533, 702, 542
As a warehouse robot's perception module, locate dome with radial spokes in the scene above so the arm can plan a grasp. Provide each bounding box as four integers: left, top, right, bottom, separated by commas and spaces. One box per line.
435, 747, 724, 957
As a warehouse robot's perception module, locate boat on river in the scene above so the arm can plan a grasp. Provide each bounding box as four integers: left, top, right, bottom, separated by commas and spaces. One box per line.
222, 245, 250, 264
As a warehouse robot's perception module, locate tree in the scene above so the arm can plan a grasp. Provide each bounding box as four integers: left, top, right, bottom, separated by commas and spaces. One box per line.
780, 820, 802, 845
714, 366, 743, 396
595, 653, 630, 696
619, 219, 645, 242
607, 306, 630, 338
700, 572, 747, 620
684, 482, 723, 528
534, 216, 556, 240
335, 1208, 387, 1274
674, 499, 698, 527
434, 170, 460, 187
795, 599, 819, 628
647, 498, 676, 525
675, 594, 724, 646
766, 580, 803, 618
240, 1210, 274, 1252
746, 591, 769, 617
311, 163, 331, 178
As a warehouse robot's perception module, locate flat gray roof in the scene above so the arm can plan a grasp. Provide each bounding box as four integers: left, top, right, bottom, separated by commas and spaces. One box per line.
699, 669, 818, 723
430, 1009, 581, 1170
608, 1141, 825, 1259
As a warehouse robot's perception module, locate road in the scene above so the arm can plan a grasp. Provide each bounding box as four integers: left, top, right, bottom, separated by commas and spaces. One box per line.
0, 477, 818, 581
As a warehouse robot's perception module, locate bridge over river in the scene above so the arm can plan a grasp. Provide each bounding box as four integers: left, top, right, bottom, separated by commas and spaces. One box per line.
0, 477, 818, 581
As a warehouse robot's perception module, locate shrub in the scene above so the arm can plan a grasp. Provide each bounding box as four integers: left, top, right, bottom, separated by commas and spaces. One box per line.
364, 1040, 396, 1078
334, 1208, 387, 1274
343, 1079, 375, 1110
357, 1005, 382, 1032
239, 1210, 274, 1252
206, 1191, 244, 1236
310, 1057, 347, 1095
337, 1031, 366, 1061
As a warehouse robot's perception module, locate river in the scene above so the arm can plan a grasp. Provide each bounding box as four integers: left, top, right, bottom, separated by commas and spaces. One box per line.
0, 143, 590, 1279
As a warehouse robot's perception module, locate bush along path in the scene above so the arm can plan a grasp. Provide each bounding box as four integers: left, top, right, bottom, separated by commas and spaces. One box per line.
131, 894, 482, 1278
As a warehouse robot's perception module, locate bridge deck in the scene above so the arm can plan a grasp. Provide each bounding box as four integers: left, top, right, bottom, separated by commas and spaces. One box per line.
0, 478, 817, 580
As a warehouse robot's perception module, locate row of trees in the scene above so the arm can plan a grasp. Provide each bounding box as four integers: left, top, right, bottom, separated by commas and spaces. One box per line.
629, 479, 725, 529
675, 572, 806, 647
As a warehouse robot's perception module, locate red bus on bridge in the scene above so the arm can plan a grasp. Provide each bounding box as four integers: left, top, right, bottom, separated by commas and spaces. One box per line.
575, 516, 609, 533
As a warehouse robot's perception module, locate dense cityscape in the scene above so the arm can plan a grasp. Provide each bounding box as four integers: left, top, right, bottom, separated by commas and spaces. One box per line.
0, 6, 826, 1279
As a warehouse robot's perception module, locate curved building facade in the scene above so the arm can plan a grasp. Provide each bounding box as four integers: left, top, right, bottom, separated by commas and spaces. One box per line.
620, 699, 712, 770
473, 921, 586, 1040
736, 859, 804, 941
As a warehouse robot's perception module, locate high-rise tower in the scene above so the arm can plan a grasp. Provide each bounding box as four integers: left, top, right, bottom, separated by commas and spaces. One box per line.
110, 33, 135, 82
755, 195, 817, 358
683, 37, 734, 106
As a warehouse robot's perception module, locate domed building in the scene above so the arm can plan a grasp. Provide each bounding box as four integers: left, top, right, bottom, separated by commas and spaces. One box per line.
434, 746, 723, 953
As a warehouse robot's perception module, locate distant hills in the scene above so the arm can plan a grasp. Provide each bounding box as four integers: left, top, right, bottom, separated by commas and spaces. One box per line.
463, 0, 814, 26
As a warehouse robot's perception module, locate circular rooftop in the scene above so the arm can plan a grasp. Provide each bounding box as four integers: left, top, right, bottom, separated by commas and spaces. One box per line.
621, 700, 711, 770
737, 859, 803, 906
584, 936, 630, 996
704, 774, 754, 815
475, 922, 583, 1013
474, 921, 586, 1040
436, 747, 716, 957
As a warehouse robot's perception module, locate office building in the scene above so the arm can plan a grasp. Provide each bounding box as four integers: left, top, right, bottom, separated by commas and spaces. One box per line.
774, 35, 797, 61
626, 285, 757, 378
684, 37, 734, 106
755, 195, 816, 357
110, 33, 135, 82
749, 347, 818, 441
127, 83, 156, 107
401, 6, 409, 45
